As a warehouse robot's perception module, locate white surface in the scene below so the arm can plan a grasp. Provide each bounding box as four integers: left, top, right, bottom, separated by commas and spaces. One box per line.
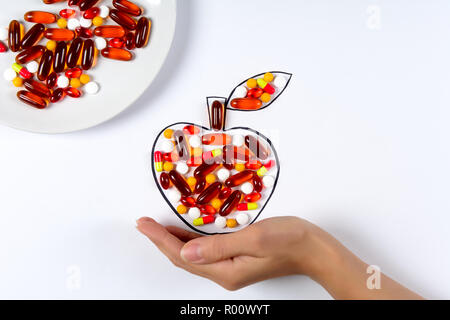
0, 0, 449, 299
0, 0, 176, 133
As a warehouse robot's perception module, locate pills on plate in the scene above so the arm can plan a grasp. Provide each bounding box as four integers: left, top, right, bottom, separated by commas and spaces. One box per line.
215, 216, 227, 228
234, 86, 247, 98
168, 189, 181, 203
79, 17, 92, 28
99, 5, 110, 18
241, 182, 253, 194
236, 213, 249, 225
263, 175, 275, 188
188, 207, 201, 219
94, 37, 107, 50
176, 162, 189, 175
85, 81, 100, 95
26, 61, 39, 73
67, 18, 80, 30
217, 168, 230, 182
57, 75, 69, 88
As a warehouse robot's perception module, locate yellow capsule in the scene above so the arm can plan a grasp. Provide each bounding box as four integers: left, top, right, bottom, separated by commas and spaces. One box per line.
12, 77, 23, 87
211, 198, 222, 211
263, 72, 274, 83
235, 163, 245, 172
246, 78, 257, 88
46, 40, 57, 51
177, 205, 187, 214
163, 128, 174, 139
163, 161, 174, 172
187, 176, 197, 188
205, 174, 216, 184
80, 74, 90, 84
70, 78, 81, 88
260, 93, 271, 103
57, 18, 67, 28
257, 78, 268, 89
226, 219, 238, 228
92, 16, 104, 27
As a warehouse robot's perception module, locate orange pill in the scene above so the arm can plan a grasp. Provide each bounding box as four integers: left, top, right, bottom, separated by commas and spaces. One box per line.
24, 11, 57, 24
94, 26, 126, 38
101, 47, 133, 61
44, 29, 76, 41
230, 98, 263, 110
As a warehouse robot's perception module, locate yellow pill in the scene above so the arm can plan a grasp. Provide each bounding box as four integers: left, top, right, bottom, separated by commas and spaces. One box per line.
260, 93, 271, 103
164, 129, 174, 139
163, 162, 174, 172
211, 198, 222, 211
70, 78, 81, 88
46, 40, 57, 51
80, 74, 90, 84
246, 78, 257, 88
57, 18, 67, 29
177, 205, 187, 214
263, 72, 274, 83
92, 16, 103, 27
226, 219, 238, 228
12, 77, 23, 87
235, 163, 245, 172
187, 176, 197, 188
191, 147, 203, 157
205, 174, 216, 184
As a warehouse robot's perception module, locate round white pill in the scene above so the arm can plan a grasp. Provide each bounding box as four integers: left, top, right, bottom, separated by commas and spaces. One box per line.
3, 69, 16, 81
241, 182, 253, 194
234, 85, 247, 98
26, 61, 39, 74
232, 134, 244, 147
160, 139, 174, 153
94, 37, 107, 50
188, 207, 201, 220
217, 168, 230, 182
67, 18, 80, 30
85, 81, 100, 95
167, 189, 181, 203
189, 135, 201, 148
79, 17, 92, 28
57, 75, 69, 88
263, 175, 275, 188
176, 162, 189, 175
99, 5, 110, 18
273, 76, 287, 88
215, 216, 227, 228
0, 28, 8, 41
236, 213, 249, 225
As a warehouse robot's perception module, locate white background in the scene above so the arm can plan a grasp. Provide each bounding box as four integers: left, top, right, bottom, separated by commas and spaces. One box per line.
0, 0, 449, 299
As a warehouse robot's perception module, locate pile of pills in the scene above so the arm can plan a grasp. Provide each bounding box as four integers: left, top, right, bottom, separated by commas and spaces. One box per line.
1, 0, 152, 109
153, 112, 278, 232
229, 72, 288, 110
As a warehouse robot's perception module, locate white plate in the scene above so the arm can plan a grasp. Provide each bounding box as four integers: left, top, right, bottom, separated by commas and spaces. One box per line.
0, 0, 176, 133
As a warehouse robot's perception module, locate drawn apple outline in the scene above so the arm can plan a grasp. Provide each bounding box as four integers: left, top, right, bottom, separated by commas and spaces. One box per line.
151, 71, 292, 235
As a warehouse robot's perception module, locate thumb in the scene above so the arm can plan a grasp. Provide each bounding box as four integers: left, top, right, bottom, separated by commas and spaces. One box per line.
180, 231, 253, 264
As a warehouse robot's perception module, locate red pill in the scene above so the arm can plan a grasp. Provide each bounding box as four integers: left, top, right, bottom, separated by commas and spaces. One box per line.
21, 24, 45, 50
160, 172, 171, 190
163, 151, 179, 163
245, 159, 262, 170
252, 173, 263, 193
109, 9, 137, 30
183, 125, 201, 135
17, 90, 48, 109
65, 68, 82, 78
83, 7, 100, 19
109, 37, 125, 48
245, 192, 261, 203
219, 190, 242, 216
113, 0, 143, 16
218, 187, 232, 200
0, 41, 7, 53
247, 88, 264, 98
202, 133, 231, 146
230, 98, 262, 110
16, 46, 46, 64
50, 88, 66, 103
194, 162, 219, 179
196, 182, 222, 205
225, 170, 254, 188
194, 177, 207, 194
181, 196, 196, 208
23, 79, 51, 98
76, 26, 94, 38
168, 170, 192, 197
68, 0, 81, 5
60, 9, 76, 19
210, 100, 224, 131
65, 87, 82, 98
198, 204, 216, 216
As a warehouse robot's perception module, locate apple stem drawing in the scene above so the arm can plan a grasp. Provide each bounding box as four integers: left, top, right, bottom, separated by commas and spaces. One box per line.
152, 71, 292, 235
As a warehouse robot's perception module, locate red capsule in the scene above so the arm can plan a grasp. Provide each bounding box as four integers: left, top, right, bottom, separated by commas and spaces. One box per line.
109, 9, 137, 30
68, 0, 81, 6
94, 26, 126, 38
168, 170, 192, 196
65, 87, 82, 98
0, 41, 7, 53
183, 125, 201, 135
159, 172, 171, 190
218, 187, 232, 200
37, 49, 54, 81
245, 192, 261, 203
67, 38, 84, 68
53, 41, 67, 73
173, 130, 190, 161
76, 26, 94, 38
194, 163, 219, 179
225, 170, 254, 188
245, 135, 270, 160
79, 0, 100, 11
113, 0, 143, 16
245, 158, 262, 170
135, 17, 151, 48
8, 20, 21, 52
17, 90, 48, 109
194, 177, 206, 194
46, 72, 58, 89
247, 87, 264, 98
186, 156, 202, 167
44, 28, 76, 41
219, 190, 242, 216
162, 151, 179, 163
23, 79, 51, 98
198, 204, 216, 216
252, 173, 263, 193
16, 46, 46, 64
124, 32, 136, 50
202, 133, 231, 146
196, 182, 222, 205
50, 88, 66, 103
181, 196, 196, 208
81, 39, 95, 70
21, 24, 45, 50
60, 9, 76, 19
109, 37, 125, 48
65, 67, 82, 78
83, 7, 100, 19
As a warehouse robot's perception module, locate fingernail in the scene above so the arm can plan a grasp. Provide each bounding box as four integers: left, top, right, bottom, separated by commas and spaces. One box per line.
181, 244, 203, 263
137, 217, 153, 225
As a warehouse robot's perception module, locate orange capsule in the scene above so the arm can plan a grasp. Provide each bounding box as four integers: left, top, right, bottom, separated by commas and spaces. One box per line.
17, 90, 48, 109
44, 29, 76, 41
230, 98, 263, 110
245, 159, 262, 170
109, 9, 137, 30
21, 24, 45, 50
135, 17, 151, 48
244, 192, 261, 203
23, 79, 51, 98
24, 11, 57, 24
101, 47, 132, 61
60, 9, 76, 19
8, 20, 21, 52
109, 37, 125, 48
94, 26, 126, 38
113, 0, 143, 16
202, 133, 232, 146
16, 45, 46, 64
224, 170, 254, 188
65, 87, 82, 98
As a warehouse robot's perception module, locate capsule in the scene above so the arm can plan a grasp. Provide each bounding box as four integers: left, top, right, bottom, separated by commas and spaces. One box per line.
202, 133, 231, 146
124, 32, 136, 50
65, 68, 83, 78
247, 87, 264, 98
245, 192, 261, 203
0, 41, 6, 53
245, 135, 270, 160
109, 37, 125, 48
65, 87, 82, 98
202, 148, 222, 163
67, 38, 84, 68
79, 0, 100, 11
109, 9, 137, 30
194, 162, 219, 179
68, 0, 81, 6
8, 20, 21, 52
210, 100, 224, 131
21, 24, 45, 49
257, 78, 275, 94
237, 203, 258, 211
225, 170, 254, 188
101, 47, 132, 61
82, 39, 95, 70
135, 17, 151, 48
219, 190, 242, 216
198, 204, 216, 216
53, 41, 67, 73
187, 156, 202, 167
44, 29, 76, 41
16, 45, 46, 65
245, 159, 262, 170
23, 79, 51, 98
223, 145, 253, 162
196, 182, 222, 205
60, 9, 76, 19
193, 215, 214, 226
218, 187, 232, 200
160, 172, 171, 190
24, 11, 57, 24
172, 130, 190, 161
17, 90, 48, 109
113, 0, 143, 16
154, 151, 163, 172
252, 173, 263, 192
76, 26, 94, 38
168, 170, 192, 197
194, 177, 206, 194
256, 160, 276, 177
43, 0, 66, 3
163, 151, 179, 163
37, 50, 53, 81
230, 98, 262, 110
83, 7, 100, 19
180, 196, 196, 208
46, 72, 58, 89
94, 26, 126, 38
183, 125, 201, 135
50, 88, 65, 103
12, 63, 32, 79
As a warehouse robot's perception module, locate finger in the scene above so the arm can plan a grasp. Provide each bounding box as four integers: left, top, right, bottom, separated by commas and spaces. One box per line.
166, 225, 202, 242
